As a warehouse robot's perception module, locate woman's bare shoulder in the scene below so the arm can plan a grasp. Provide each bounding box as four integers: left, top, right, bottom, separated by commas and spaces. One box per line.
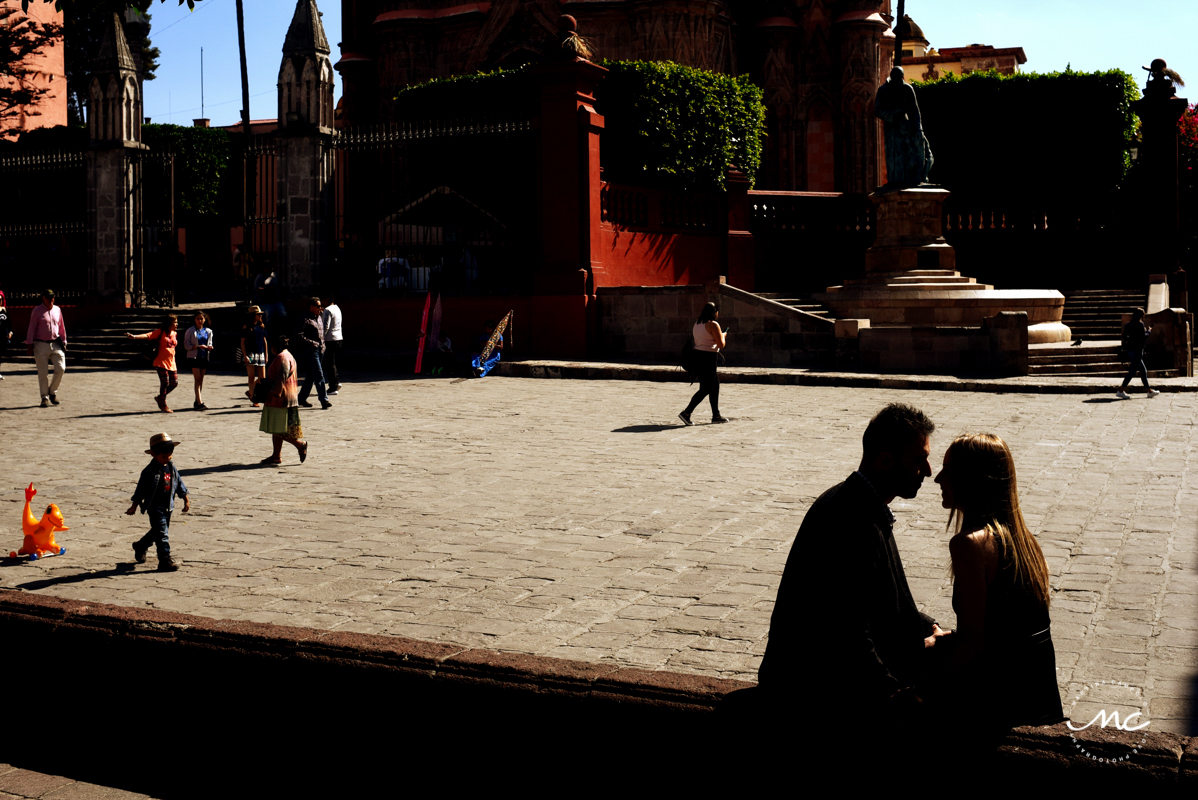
950, 529, 997, 561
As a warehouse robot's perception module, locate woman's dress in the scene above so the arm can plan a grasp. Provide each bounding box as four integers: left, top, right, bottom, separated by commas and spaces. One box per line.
948, 536, 1064, 731
259, 350, 303, 439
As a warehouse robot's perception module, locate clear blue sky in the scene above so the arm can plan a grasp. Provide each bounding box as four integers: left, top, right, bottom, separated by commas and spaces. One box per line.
140, 0, 1195, 127
910, 0, 1195, 95
142, 0, 342, 126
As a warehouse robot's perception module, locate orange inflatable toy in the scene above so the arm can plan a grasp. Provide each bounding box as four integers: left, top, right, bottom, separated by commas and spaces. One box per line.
10, 483, 68, 560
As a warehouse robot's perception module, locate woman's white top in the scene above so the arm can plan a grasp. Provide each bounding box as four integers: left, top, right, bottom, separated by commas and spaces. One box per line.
693, 322, 719, 352
183, 326, 213, 359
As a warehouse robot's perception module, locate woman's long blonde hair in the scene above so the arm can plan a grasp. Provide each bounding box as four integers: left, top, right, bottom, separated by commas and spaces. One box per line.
945, 433, 1051, 608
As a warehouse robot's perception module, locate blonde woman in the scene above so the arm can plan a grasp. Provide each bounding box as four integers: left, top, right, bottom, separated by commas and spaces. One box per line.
932, 433, 1063, 733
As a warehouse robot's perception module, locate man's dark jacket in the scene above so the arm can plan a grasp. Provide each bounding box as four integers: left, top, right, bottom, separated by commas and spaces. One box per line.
758, 472, 935, 707
298, 313, 325, 355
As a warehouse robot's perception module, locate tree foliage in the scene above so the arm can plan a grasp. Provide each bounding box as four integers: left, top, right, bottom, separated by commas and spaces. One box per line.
142, 123, 231, 219
393, 60, 768, 192
595, 60, 766, 191
392, 65, 536, 119
0, 6, 63, 133
911, 68, 1140, 203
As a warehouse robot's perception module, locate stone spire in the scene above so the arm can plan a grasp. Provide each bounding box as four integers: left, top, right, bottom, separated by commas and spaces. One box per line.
93, 12, 137, 75
283, 0, 330, 57
278, 0, 335, 130
88, 13, 141, 143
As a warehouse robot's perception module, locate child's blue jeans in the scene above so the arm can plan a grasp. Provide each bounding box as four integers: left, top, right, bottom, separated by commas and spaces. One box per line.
136, 508, 171, 557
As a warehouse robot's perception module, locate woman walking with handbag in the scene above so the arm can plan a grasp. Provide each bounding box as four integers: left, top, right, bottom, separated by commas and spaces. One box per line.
126, 314, 180, 413
1116, 308, 1160, 400
183, 311, 214, 410
678, 302, 729, 425
259, 333, 308, 465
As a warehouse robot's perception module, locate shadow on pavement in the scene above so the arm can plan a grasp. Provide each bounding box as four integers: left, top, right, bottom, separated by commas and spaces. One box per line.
612, 424, 684, 433
183, 462, 274, 476
13, 563, 138, 589
1082, 398, 1123, 404
71, 410, 164, 419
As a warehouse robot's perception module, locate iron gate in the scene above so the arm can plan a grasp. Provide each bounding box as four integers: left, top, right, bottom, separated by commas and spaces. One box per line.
0, 148, 89, 304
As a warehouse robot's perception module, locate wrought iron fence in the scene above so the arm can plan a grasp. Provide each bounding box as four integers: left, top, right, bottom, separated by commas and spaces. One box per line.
0, 149, 89, 299
244, 134, 281, 277
131, 150, 177, 307
330, 119, 537, 296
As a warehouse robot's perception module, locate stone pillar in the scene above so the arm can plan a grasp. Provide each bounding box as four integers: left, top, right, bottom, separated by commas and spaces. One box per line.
724, 166, 755, 291
1131, 91, 1189, 310
276, 132, 333, 290
276, 0, 336, 291
833, 8, 889, 193
87, 13, 144, 304
528, 48, 608, 359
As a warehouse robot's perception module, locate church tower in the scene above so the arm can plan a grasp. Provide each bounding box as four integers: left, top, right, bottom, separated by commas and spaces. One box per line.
279, 0, 335, 132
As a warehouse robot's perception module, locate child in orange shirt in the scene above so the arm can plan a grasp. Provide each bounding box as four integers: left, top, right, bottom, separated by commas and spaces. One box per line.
127, 313, 180, 412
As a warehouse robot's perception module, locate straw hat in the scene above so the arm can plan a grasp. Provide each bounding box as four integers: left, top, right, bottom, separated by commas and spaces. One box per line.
146, 432, 181, 454
247, 305, 263, 315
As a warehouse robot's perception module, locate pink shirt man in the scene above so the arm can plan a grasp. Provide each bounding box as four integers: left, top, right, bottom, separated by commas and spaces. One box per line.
25, 302, 67, 346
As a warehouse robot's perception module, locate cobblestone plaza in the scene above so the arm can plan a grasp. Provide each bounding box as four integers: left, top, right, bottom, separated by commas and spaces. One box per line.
1, 365, 1195, 734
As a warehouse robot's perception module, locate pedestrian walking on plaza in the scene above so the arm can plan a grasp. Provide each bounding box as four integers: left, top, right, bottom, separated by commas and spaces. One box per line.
1117, 308, 1160, 399
240, 306, 269, 407
24, 289, 67, 408
0, 299, 11, 380
125, 432, 189, 572
126, 313, 180, 413
321, 292, 343, 395
929, 433, 1063, 743
260, 333, 308, 464
183, 311, 215, 410
678, 301, 728, 425
297, 296, 331, 409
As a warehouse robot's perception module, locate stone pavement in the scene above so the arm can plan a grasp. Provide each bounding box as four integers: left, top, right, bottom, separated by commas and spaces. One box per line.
0, 764, 153, 799
1, 362, 1196, 735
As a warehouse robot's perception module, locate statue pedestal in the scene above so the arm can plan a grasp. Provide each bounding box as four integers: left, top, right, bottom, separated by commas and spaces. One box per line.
815, 187, 1071, 344
865, 187, 955, 273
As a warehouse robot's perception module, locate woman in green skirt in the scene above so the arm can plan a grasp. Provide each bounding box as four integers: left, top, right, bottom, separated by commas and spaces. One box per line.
260, 333, 308, 464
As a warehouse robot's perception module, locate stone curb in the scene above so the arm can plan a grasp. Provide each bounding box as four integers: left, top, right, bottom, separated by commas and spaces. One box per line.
497, 360, 1198, 394
0, 589, 744, 710
1, 589, 1195, 792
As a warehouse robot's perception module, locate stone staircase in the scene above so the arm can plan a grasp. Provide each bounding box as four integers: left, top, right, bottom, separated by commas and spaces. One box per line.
7, 303, 242, 368
1060, 288, 1148, 341
754, 293, 836, 320
1028, 288, 1177, 377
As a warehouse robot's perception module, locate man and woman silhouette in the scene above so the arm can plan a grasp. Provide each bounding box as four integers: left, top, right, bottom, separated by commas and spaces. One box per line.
738, 403, 1063, 778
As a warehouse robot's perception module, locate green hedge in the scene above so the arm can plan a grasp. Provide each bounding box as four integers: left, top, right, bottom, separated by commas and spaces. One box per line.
912, 69, 1139, 202
392, 66, 537, 120
392, 60, 767, 192
595, 60, 765, 191
142, 123, 232, 218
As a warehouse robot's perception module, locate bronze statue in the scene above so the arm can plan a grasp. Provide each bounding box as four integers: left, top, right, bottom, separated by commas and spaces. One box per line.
875, 66, 933, 188
1143, 58, 1185, 100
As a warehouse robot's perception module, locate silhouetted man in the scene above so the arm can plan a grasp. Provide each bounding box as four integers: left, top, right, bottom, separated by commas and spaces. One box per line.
756, 403, 949, 733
